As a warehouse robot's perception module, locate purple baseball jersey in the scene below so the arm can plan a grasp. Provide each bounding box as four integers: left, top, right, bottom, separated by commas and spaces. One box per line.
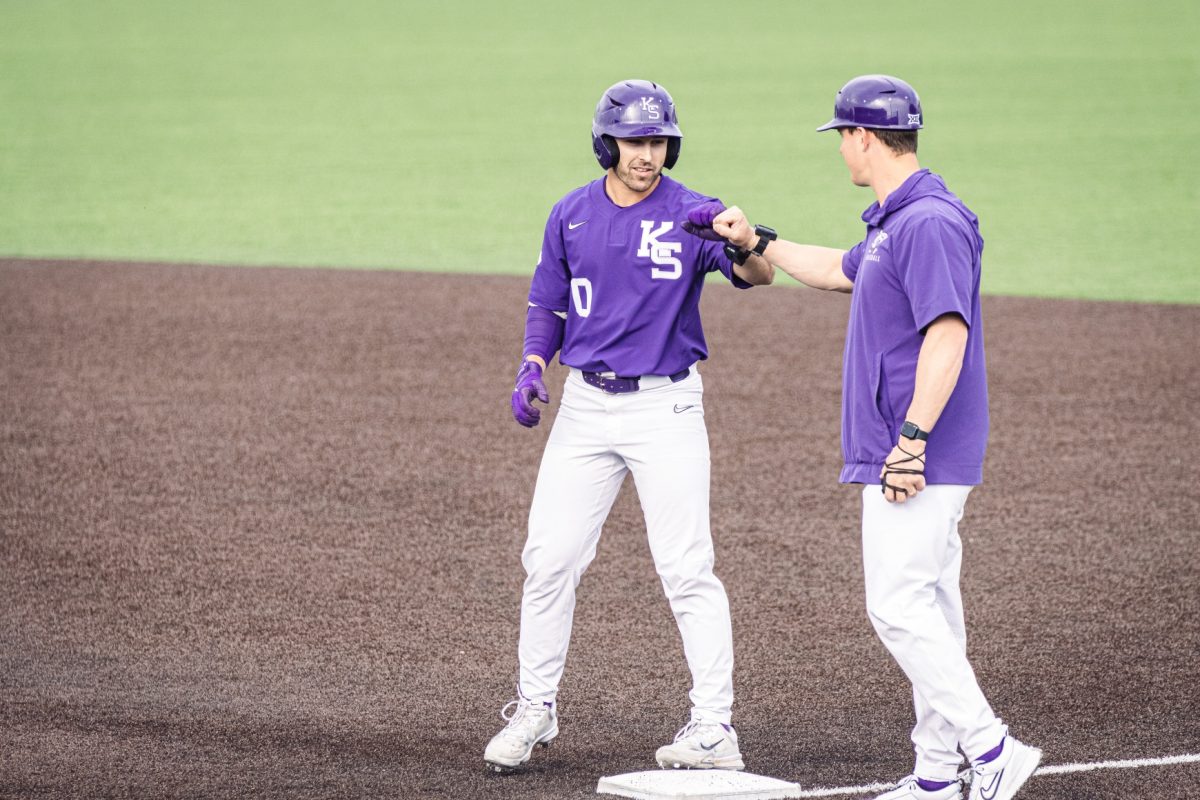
528, 175, 751, 376
839, 169, 988, 485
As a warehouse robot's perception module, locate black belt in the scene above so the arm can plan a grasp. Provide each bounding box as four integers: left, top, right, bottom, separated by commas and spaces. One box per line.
581, 367, 691, 394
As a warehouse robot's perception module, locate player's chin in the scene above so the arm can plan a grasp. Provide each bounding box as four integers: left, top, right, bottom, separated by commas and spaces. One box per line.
630, 170, 659, 187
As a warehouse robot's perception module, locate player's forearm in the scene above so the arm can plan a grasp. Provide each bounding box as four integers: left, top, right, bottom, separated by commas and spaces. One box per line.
760, 239, 852, 293
733, 253, 774, 285
521, 304, 565, 368
904, 314, 969, 432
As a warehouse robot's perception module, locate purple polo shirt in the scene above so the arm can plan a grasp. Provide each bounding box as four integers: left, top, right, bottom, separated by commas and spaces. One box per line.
839, 169, 988, 485
529, 175, 750, 376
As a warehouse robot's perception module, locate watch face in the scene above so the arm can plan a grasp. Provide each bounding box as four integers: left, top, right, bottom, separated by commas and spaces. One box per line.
901, 421, 919, 438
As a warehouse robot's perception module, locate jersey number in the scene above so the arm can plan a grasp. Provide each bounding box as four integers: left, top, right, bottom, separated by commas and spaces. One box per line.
570, 278, 592, 317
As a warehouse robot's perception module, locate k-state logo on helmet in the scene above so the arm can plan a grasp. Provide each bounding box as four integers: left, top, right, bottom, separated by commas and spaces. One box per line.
638, 221, 682, 280
640, 97, 661, 120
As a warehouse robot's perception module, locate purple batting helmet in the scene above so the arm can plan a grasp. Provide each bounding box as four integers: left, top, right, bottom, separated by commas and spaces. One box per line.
591, 79, 682, 171
816, 74, 923, 132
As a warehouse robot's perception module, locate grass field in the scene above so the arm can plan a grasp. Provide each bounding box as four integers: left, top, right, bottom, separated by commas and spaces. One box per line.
2, 0, 1198, 302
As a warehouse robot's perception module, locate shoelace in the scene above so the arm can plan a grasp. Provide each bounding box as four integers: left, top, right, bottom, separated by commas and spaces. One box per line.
673, 719, 722, 743
499, 699, 547, 738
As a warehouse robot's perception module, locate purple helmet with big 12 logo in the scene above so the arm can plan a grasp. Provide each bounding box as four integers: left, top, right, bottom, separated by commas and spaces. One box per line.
816, 74, 923, 132
591, 79, 683, 171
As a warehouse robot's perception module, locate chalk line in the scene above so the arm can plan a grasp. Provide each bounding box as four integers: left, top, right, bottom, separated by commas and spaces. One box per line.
793, 752, 1200, 798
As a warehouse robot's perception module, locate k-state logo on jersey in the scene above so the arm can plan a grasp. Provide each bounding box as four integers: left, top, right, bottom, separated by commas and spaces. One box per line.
637, 221, 683, 280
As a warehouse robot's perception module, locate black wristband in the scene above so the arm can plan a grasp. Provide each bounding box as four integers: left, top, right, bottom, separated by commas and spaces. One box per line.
723, 242, 751, 266
724, 224, 775, 266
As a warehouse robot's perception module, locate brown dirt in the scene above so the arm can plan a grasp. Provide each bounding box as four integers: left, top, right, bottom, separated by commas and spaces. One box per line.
1, 258, 1198, 800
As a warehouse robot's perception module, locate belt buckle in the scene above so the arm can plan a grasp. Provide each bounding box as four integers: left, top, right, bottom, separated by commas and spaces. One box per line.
584, 371, 639, 393
604, 375, 639, 393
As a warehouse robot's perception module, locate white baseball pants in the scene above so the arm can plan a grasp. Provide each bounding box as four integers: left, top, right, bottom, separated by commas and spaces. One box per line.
861, 485, 1007, 781
518, 367, 734, 724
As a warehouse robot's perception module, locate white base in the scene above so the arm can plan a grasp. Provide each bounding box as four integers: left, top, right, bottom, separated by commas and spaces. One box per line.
596, 770, 802, 800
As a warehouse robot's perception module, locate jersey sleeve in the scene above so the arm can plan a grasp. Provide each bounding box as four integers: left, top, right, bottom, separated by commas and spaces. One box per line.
698, 238, 753, 289
684, 194, 750, 289
527, 206, 570, 312
895, 217, 975, 333
842, 240, 866, 283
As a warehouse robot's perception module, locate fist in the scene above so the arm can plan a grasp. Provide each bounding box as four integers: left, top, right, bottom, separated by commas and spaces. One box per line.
879, 442, 926, 503
511, 360, 549, 427
712, 206, 754, 249
681, 201, 728, 241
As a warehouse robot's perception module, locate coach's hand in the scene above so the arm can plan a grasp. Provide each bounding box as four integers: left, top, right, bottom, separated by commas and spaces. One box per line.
681, 201, 728, 241
511, 359, 550, 428
712, 206, 755, 249
880, 441, 927, 503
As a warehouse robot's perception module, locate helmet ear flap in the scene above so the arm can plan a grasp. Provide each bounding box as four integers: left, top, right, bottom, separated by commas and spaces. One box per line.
593, 134, 681, 172
665, 138, 680, 170
593, 133, 621, 171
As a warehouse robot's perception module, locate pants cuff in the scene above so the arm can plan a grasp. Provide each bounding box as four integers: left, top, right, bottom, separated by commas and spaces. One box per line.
914, 758, 963, 783
690, 708, 733, 725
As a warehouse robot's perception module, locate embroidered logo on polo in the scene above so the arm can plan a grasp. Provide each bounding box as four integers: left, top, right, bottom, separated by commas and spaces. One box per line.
865, 230, 889, 263
637, 221, 683, 280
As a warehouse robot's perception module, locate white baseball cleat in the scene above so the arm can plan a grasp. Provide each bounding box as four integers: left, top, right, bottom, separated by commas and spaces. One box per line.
871, 775, 962, 800
967, 736, 1042, 800
483, 697, 558, 773
654, 720, 745, 771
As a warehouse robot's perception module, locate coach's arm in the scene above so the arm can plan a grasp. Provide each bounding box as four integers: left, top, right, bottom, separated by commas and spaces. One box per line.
714, 206, 852, 293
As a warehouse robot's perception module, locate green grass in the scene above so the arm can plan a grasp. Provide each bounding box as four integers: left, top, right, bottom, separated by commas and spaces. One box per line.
2, 0, 1197, 302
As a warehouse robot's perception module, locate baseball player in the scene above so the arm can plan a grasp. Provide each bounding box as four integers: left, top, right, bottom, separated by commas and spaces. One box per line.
483, 79, 774, 774
685, 76, 1041, 800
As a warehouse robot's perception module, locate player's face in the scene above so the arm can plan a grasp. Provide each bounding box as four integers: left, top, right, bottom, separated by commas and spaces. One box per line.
613, 137, 668, 194
838, 128, 871, 187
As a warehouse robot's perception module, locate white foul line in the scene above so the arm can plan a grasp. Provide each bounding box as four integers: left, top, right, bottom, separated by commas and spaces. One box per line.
1034, 752, 1200, 775
793, 753, 1200, 798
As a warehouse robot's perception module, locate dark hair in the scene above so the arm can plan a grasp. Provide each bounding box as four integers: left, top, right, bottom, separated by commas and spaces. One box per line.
871, 128, 918, 155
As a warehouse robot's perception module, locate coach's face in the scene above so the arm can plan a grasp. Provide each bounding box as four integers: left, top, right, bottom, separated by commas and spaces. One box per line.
839, 128, 870, 187
613, 137, 668, 194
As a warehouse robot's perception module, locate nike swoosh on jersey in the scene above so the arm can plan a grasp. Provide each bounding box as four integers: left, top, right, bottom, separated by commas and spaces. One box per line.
673, 405, 695, 413
568, 220, 587, 229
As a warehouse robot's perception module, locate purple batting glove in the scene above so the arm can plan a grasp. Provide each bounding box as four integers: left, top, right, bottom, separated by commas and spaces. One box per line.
681, 201, 727, 241
511, 360, 549, 428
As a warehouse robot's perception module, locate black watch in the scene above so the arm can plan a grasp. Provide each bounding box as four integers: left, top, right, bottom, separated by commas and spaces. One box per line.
900, 420, 929, 441
723, 224, 777, 266
751, 224, 777, 257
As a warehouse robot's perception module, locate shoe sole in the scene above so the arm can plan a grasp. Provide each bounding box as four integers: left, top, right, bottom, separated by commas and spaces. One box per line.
484, 727, 558, 773
655, 755, 745, 771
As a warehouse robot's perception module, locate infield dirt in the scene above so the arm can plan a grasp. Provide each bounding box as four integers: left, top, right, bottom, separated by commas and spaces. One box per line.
2, 260, 1198, 799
